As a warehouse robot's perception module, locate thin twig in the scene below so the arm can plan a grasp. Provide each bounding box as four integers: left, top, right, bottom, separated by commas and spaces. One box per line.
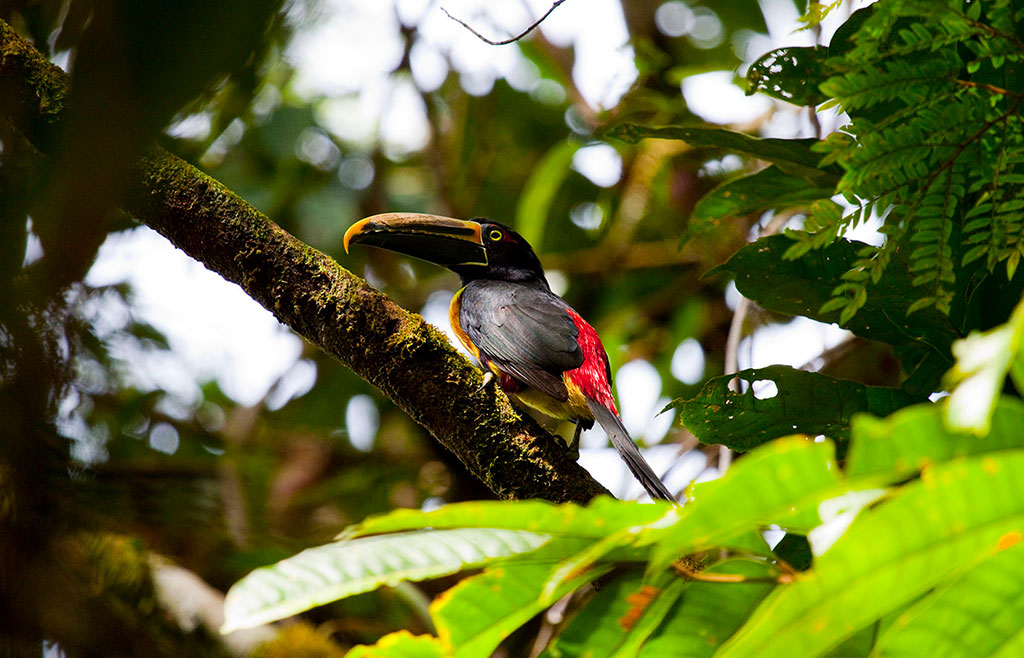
672, 555, 797, 584
960, 14, 1024, 50
441, 0, 569, 46
721, 210, 799, 472
923, 95, 1024, 194
953, 79, 1023, 98
528, 592, 574, 658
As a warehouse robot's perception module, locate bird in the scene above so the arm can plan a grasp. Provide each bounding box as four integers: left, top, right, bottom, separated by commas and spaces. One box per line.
344, 213, 676, 502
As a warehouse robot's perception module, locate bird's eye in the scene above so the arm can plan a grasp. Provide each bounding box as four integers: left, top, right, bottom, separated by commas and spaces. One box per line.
488, 229, 504, 241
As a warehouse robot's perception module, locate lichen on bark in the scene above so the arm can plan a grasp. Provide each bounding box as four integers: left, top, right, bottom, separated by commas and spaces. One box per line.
0, 19, 607, 504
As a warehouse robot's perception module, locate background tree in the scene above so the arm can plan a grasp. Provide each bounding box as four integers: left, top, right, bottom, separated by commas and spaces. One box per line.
2, 0, 1022, 657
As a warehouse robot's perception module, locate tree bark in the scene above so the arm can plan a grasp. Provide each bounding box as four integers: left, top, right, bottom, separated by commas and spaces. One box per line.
0, 19, 607, 504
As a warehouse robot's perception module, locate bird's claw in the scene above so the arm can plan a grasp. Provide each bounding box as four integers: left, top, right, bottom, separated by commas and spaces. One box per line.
571, 422, 584, 452
561, 422, 583, 461
552, 432, 580, 461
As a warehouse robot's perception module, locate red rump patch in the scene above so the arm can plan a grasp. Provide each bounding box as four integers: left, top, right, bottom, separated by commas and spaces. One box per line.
498, 371, 521, 392
565, 309, 618, 414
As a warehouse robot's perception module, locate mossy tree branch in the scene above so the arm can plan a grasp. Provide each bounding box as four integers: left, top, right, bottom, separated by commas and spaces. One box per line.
0, 19, 607, 504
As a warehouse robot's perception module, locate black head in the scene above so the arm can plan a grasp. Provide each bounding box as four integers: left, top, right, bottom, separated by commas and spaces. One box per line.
344, 214, 549, 289
454, 220, 546, 286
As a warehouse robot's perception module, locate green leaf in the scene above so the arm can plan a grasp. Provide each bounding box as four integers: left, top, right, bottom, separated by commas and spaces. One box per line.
746, 47, 831, 106
905, 296, 936, 315
773, 533, 813, 572
718, 451, 1024, 657
345, 631, 446, 658
943, 295, 1024, 434
847, 398, 1024, 479
515, 139, 579, 247
605, 577, 686, 658
872, 541, 1024, 657
221, 528, 550, 632
822, 624, 878, 658
817, 98, 841, 112
540, 508, 681, 602
648, 438, 845, 572
605, 124, 840, 186
347, 498, 672, 541
542, 571, 686, 658
690, 165, 834, 234
899, 348, 954, 397
710, 235, 960, 354
636, 560, 776, 658
670, 365, 919, 451
432, 562, 613, 658
825, 5, 873, 58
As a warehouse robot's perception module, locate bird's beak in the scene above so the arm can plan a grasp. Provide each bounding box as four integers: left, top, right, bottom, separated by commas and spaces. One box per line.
343, 213, 488, 267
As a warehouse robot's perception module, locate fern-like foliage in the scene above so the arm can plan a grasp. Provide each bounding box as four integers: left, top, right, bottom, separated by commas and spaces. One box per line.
790, 0, 1024, 319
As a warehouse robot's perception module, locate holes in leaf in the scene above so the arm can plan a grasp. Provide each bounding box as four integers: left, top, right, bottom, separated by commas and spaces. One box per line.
752, 379, 779, 400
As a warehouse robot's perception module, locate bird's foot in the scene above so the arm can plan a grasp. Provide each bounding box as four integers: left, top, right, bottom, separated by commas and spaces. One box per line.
553, 435, 579, 461
571, 422, 584, 449
551, 426, 581, 460
563, 422, 584, 461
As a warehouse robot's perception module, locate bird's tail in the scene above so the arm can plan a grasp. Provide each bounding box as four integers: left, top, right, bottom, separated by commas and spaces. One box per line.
586, 399, 676, 503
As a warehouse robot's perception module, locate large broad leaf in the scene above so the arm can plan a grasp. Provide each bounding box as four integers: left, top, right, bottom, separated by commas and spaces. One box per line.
943, 294, 1024, 434
221, 528, 550, 632
746, 47, 831, 106
605, 125, 839, 186
431, 561, 613, 658
648, 439, 847, 573
898, 348, 954, 398
710, 234, 960, 354
637, 560, 777, 658
744, 6, 871, 109
822, 625, 878, 658
670, 365, 918, 451
871, 541, 1024, 657
347, 498, 673, 541
345, 632, 446, 658
847, 397, 1024, 479
540, 570, 686, 658
690, 165, 835, 233
540, 511, 684, 601
718, 450, 1024, 657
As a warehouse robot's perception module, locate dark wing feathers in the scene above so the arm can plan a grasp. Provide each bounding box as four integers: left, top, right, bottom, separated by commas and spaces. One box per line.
461, 281, 677, 503
459, 280, 583, 400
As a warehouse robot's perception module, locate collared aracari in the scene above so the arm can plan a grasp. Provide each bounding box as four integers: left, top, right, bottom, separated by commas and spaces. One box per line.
344, 213, 675, 502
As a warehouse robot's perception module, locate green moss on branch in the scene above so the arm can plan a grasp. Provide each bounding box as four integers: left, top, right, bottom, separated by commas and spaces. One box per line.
0, 20, 606, 504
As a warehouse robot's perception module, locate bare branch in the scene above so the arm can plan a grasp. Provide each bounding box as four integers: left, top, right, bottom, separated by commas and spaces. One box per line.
440, 0, 569, 46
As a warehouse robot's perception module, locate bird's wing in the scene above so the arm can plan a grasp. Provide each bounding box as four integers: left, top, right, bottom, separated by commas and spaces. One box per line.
459, 281, 583, 401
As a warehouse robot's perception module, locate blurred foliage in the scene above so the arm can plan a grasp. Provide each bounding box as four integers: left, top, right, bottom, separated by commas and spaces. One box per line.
219, 0, 1024, 655
745, 0, 1024, 319
226, 400, 1024, 656
7, 0, 1023, 656
1, 0, 762, 653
